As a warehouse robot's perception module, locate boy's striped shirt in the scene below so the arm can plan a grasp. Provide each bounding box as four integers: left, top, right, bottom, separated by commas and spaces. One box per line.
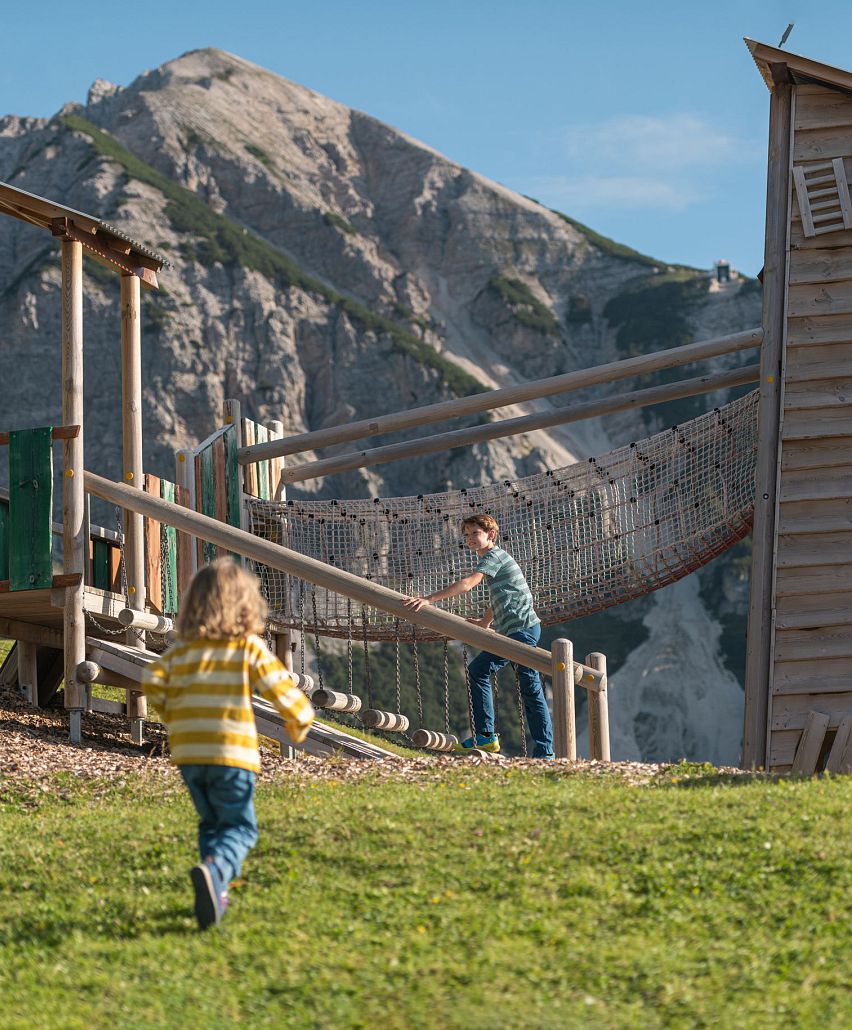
142, 635, 314, 772
475, 545, 539, 636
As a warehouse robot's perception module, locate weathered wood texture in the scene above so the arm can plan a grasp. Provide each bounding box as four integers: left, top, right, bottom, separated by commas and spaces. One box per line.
8, 428, 53, 590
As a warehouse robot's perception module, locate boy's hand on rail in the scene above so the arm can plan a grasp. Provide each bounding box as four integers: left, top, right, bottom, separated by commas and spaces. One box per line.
404, 596, 430, 612
466, 616, 492, 629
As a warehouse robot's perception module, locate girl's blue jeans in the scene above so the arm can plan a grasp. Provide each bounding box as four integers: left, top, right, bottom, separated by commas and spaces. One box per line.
467, 623, 555, 758
179, 765, 258, 887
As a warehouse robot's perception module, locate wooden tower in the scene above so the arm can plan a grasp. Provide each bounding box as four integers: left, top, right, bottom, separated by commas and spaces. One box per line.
744, 40, 852, 773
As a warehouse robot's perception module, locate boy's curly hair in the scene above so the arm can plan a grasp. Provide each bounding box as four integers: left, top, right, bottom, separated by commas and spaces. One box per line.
176, 557, 267, 639
461, 513, 500, 538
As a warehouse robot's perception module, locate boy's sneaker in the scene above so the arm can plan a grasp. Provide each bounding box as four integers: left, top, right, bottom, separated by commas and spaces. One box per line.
190, 861, 225, 929
456, 733, 501, 753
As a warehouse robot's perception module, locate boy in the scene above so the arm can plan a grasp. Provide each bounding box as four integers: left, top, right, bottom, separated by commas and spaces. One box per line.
404, 514, 554, 758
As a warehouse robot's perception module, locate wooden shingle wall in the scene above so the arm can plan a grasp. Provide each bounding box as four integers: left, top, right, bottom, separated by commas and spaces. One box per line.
771, 82, 852, 771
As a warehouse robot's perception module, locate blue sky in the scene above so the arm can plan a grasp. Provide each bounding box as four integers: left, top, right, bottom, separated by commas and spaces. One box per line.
2, 1, 851, 273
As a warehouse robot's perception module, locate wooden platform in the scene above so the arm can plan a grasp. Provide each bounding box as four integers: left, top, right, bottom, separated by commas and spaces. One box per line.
0, 585, 125, 642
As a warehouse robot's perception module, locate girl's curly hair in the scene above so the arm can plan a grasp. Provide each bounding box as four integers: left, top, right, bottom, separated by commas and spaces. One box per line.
176, 557, 267, 639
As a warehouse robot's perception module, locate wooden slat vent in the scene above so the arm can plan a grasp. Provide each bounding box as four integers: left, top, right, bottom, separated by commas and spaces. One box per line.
793, 158, 852, 237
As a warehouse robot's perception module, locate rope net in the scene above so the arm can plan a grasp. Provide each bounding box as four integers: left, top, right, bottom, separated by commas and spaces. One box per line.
248, 391, 758, 641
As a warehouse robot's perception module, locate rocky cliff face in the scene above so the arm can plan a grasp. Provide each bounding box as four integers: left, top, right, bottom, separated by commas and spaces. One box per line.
0, 48, 762, 761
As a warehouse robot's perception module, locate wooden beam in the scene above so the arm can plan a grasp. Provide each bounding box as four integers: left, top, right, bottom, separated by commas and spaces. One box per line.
60, 238, 87, 734
83, 469, 605, 690
51, 218, 158, 288
0, 617, 63, 648
742, 80, 792, 771
17, 641, 38, 707
551, 639, 576, 760
282, 364, 760, 484
585, 651, 610, 761
0, 425, 79, 446
239, 328, 763, 464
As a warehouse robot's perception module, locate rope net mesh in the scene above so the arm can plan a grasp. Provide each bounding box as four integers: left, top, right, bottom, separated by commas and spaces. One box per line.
248, 391, 758, 641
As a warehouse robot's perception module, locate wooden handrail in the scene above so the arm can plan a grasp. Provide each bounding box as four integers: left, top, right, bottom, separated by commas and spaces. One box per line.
239, 327, 764, 464
282, 363, 761, 484
83, 470, 605, 691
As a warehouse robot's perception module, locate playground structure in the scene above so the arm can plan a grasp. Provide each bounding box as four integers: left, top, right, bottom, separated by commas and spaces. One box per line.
1, 38, 852, 772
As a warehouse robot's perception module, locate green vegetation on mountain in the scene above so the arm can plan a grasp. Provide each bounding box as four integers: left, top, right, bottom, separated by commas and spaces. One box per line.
60, 114, 486, 399
488, 276, 559, 336
323, 210, 358, 236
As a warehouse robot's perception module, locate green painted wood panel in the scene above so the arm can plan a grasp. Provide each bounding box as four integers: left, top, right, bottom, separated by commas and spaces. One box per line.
255, 423, 270, 500
91, 538, 112, 591
200, 445, 216, 565
224, 424, 241, 529
9, 427, 53, 590
0, 499, 9, 581
160, 479, 179, 612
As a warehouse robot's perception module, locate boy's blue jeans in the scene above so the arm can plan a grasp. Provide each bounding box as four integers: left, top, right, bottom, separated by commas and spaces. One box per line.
467, 623, 555, 758
179, 765, 258, 887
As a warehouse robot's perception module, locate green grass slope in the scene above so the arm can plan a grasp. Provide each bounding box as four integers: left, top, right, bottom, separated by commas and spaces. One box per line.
0, 764, 848, 1029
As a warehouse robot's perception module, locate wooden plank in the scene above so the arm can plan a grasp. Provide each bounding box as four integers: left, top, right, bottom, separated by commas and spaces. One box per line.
91, 537, 112, 591
0, 498, 8, 581
790, 710, 831, 774
825, 714, 852, 773
775, 625, 852, 662
781, 437, 852, 472
786, 358, 852, 384
794, 126, 852, 163
771, 694, 852, 731
790, 220, 852, 250
776, 563, 852, 598
0, 617, 62, 648
792, 165, 816, 237
267, 421, 284, 502
787, 278, 852, 317
143, 474, 163, 614
774, 656, 852, 695
159, 479, 179, 614
242, 420, 257, 497
213, 435, 228, 529
174, 480, 193, 598
784, 378, 852, 409
255, 424, 270, 500
782, 408, 852, 440
776, 592, 852, 629
776, 531, 852, 567
779, 497, 852, 534
200, 445, 216, 564
769, 729, 801, 767
786, 317, 852, 348
778, 464, 852, 502
835, 157, 852, 229
9, 428, 53, 591
89, 696, 127, 716
794, 88, 852, 131
224, 424, 241, 529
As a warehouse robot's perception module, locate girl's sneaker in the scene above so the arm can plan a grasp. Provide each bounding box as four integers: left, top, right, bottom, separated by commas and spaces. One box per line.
190, 861, 226, 929
457, 733, 501, 753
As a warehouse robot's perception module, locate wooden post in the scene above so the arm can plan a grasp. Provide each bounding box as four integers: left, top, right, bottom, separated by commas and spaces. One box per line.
60, 238, 86, 743
551, 638, 576, 760
120, 273, 146, 743
275, 631, 294, 673
742, 77, 793, 771
18, 641, 38, 707
585, 652, 610, 761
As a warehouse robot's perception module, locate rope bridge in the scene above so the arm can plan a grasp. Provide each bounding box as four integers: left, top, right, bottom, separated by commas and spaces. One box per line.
247, 390, 758, 641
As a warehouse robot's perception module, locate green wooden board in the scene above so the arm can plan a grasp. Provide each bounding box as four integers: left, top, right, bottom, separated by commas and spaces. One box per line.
91, 538, 111, 591
0, 498, 9, 581
255, 423, 270, 500
9, 427, 54, 590
160, 479, 179, 612
200, 445, 216, 565
224, 424, 241, 529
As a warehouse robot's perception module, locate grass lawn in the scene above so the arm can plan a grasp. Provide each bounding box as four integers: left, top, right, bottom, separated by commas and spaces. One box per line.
0, 763, 849, 1029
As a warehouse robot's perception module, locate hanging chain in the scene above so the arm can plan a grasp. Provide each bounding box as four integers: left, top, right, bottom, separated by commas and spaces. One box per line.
346, 598, 354, 696
361, 605, 373, 709
461, 644, 478, 744
442, 639, 451, 735
514, 666, 528, 758
394, 618, 402, 715
310, 585, 325, 693
412, 625, 423, 726
298, 582, 306, 677
492, 671, 499, 736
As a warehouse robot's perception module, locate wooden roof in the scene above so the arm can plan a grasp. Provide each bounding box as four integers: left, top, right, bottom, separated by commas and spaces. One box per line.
0, 180, 170, 288
746, 38, 852, 97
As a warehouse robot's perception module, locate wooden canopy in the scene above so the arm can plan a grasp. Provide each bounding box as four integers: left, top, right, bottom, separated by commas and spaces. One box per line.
746, 38, 852, 96
0, 180, 169, 288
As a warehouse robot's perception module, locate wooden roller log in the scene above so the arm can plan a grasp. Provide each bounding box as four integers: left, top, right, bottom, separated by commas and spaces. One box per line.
118, 608, 174, 634
76, 660, 101, 684
411, 728, 458, 751
292, 672, 315, 696
360, 709, 410, 732
311, 689, 362, 713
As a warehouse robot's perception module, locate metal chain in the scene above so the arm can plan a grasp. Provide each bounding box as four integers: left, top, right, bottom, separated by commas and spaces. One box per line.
361, 605, 373, 709
346, 598, 354, 696
394, 618, 401, 715
412, 625, 423, 726
443, 638, 450, 735
310, 585, 325, 693
298, 583, 306, 677
514, 665, 528, 757
461, 644, 478, 744
492, 672, 499, 736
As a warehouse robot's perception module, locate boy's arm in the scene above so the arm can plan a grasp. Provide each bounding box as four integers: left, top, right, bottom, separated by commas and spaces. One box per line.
468, 606, 493, 628
249, 642, 315, 744
404, 572, 484, 612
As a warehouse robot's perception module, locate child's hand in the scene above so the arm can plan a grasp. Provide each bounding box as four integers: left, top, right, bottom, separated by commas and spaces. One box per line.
466, 615, 492, 629
404, 596, 430, 611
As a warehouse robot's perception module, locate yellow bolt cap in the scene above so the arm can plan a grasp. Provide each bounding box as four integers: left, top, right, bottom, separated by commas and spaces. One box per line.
65, 468, 74, 477
555, 661, 566, 671
125, 471, 134, 481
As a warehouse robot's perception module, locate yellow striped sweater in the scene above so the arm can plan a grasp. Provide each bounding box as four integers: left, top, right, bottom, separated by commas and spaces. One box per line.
142, 635, 315, 772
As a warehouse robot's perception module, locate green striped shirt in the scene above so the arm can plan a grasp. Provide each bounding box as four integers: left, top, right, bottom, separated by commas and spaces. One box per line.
475, 546, 539, 636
